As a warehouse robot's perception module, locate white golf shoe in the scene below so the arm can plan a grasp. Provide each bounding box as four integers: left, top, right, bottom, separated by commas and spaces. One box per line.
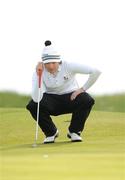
43, 130, 59, 144
67, 132, 82, 142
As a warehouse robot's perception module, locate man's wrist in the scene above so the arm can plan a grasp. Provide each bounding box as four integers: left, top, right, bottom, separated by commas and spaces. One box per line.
80, 87, 85, 92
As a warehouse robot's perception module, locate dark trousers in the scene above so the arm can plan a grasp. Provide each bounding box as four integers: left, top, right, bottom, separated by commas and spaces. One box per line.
26, 92, 95, 137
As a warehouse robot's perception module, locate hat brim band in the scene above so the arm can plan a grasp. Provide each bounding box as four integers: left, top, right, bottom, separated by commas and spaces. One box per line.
42, 59, 61, 64
42, 55, 60, 60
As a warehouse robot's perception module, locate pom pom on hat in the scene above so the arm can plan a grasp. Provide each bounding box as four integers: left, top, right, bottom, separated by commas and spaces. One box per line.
42, 40, 61, 64
45, 40, 51, 46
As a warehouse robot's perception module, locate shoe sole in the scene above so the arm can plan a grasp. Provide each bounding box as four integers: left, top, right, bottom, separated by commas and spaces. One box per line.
44, 141, 55, 144
67, 134, 82, 142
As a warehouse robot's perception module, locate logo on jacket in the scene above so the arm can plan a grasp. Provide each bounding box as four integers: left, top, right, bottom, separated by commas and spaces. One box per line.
64, 76, 69, 80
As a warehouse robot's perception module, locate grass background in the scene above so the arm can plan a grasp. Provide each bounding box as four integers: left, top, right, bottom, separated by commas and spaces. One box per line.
0, 91, 125, 112
0, 92, 125, 180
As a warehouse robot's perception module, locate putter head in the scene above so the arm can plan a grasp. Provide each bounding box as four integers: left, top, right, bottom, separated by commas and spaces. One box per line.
32, 143, 37, 148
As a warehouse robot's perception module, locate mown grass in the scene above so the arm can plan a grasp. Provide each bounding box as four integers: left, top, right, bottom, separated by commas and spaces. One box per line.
0, 108, 124, 180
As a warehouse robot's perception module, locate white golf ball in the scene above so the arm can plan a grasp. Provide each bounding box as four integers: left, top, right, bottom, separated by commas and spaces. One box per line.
43, 154, 48, 158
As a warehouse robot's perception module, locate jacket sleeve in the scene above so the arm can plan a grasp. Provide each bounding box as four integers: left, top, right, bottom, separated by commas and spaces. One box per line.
67, 62, 101, 91
31, 72, 46, 102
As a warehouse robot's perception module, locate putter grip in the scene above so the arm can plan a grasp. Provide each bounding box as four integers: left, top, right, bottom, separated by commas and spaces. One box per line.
38, 69, 42, 88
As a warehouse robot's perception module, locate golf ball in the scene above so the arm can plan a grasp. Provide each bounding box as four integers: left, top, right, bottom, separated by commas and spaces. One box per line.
43, 154, 48, 158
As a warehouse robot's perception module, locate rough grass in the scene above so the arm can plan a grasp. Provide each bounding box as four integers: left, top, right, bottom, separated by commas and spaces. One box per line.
0, 91, 125, 112
0, 91, 30, 108
0, 108, 124, 180
94, 93, 125, 112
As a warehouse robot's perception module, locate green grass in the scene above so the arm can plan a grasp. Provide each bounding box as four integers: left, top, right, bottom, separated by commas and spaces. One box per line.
0, 108, 124, 180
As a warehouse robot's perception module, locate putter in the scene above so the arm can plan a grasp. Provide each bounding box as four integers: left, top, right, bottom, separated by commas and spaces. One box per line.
32, 69, 42, 147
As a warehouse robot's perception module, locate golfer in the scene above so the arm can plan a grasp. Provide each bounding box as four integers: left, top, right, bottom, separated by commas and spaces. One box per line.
26, 40, 101, 143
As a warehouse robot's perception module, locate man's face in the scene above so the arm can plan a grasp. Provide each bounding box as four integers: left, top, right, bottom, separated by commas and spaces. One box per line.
44, 62, 59, 74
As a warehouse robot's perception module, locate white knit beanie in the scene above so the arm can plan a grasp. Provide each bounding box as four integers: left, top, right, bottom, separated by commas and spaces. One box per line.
42, 40, 61, 64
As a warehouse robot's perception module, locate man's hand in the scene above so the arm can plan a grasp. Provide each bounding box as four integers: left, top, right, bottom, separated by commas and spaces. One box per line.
70, 88, 84, 101
36, 62, 43, 76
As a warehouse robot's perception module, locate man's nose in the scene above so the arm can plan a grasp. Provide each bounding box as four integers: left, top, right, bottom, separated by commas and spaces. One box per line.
49, 63, 54, 68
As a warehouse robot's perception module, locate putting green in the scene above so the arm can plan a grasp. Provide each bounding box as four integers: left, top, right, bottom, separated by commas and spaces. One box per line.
0, 108, 124, 180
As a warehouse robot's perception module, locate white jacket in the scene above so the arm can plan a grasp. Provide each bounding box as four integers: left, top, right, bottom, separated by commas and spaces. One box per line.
32, 61, 101, 102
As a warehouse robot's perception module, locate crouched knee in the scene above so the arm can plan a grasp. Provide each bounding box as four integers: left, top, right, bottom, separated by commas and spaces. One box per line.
80, 92, 95, 108
26, 100, 37, 112
89, 96, 95, 106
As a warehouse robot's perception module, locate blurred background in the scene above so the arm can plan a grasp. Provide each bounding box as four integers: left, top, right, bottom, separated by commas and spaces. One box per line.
0, 0, 125, 110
